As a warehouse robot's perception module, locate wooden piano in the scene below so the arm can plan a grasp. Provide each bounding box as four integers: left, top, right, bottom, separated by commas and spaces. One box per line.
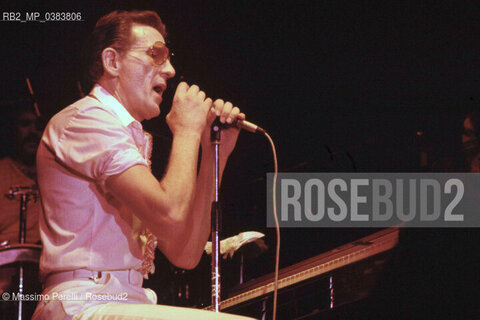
217, 227, 399, 319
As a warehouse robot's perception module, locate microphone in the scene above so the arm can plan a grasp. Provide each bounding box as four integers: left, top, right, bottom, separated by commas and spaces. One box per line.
235, 119, 265, 134
212, 118, 265, 134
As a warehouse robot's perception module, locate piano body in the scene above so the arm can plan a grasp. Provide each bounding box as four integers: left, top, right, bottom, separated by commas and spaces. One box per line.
218, 227, 399, 319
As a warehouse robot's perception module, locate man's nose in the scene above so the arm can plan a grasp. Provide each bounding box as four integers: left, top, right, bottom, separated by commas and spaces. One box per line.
161, 59, 176, 79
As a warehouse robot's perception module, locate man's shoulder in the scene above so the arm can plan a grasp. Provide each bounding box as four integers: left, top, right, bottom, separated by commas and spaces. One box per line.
49, 96, 121, 129
43, 96, 125, 148
59, 95, 118, 120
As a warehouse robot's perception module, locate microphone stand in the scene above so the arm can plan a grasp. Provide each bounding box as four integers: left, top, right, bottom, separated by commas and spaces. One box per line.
210, 121, 222, 312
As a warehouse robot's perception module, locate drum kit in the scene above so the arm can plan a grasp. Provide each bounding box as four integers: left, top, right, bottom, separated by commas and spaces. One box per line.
1, 185, 41, 320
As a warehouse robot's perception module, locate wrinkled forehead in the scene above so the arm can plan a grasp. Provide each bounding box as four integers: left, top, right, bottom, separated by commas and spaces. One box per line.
130, 24, 165, 48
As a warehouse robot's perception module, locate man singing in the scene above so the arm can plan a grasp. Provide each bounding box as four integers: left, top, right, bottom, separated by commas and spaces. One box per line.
33, 10, 251, 320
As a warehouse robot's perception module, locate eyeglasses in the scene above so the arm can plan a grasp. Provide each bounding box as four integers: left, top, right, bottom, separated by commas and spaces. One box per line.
129, 41, 172, 67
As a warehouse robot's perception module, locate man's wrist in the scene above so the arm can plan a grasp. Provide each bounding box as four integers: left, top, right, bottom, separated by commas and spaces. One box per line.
173, 129, 202, 142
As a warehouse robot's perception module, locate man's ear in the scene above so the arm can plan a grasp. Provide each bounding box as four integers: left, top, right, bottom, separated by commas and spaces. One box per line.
101, 47, 121, 77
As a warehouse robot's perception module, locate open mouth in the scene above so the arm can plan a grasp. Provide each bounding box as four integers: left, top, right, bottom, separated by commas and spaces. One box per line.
153, 86, 164, 94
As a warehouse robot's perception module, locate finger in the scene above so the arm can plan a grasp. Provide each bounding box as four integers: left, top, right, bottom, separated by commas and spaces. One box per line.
203, 97, 213, 109
226, 107, 240, 124
197, 91, 207, 101
206, 104, 217, 125
213, 99, 224, 117
187, 84, 200, 97
200, 97, 213, 123
174, 81, 189, 95
220, 102, 233, 123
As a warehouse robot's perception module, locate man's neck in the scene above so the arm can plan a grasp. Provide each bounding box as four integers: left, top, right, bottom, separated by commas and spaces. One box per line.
97, 79, 142, 123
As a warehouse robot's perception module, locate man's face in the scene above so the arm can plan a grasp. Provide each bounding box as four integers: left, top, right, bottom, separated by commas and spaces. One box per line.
117, 24, 175, 121
16, 111, 41, 158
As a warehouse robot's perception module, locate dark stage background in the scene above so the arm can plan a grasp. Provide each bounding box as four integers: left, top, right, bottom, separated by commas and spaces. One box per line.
1, 0, 479, 313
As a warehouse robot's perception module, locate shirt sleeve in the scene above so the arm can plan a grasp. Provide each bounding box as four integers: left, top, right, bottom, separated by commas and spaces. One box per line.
44, 104, 148, 182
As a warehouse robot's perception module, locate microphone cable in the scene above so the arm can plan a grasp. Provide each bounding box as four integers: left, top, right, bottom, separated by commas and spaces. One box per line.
262, 130, 280, 320
211, 121, 281, 320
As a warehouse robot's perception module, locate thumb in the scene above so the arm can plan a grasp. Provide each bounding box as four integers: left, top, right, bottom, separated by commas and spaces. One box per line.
206, 107, 217, 127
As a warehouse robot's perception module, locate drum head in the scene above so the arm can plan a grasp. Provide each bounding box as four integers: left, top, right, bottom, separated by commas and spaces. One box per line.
0, 243, 41, 266
0, 244, 42, 320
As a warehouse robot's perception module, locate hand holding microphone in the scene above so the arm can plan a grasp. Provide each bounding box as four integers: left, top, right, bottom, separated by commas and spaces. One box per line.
212, 117, 265, 134
209, 99, 264, 134
206, 99, 265, 157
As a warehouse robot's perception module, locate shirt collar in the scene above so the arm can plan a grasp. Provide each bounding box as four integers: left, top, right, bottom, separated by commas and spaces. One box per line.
90, 84, 139, 128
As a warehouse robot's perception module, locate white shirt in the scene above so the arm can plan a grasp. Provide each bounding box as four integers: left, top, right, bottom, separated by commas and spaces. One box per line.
37, 84, 155, 279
